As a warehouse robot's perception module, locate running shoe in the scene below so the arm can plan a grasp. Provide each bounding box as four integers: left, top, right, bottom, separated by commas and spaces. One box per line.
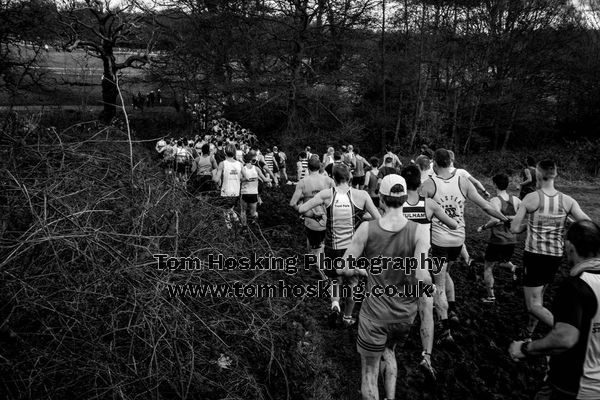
436, 329, 455, 346
449, 310, 460, 324
342, 315, 356, 328
481, 296, 496, 304
419, 356, 437, 381
224, 211, 232, 230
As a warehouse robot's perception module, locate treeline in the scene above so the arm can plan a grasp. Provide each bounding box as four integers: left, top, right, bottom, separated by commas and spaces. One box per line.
2, 0, 600, 154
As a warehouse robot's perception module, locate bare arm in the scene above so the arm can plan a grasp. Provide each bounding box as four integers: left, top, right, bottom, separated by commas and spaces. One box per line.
521, 168, 532, 187
214, 161, 224, 185
257, 168, 270, 183
362, 192, 382, 220
341, 221, 369, 277
468, 175, 487, 194
298, 189, 330, 214
565, 196, 591, 222
510, 323, 579, 361
463, 178, 508, 221
289, 181, 304, 210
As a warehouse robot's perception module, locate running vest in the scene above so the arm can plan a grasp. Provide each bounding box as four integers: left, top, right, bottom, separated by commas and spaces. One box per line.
366, 170, 379, 197
195, 155, 214, 176
325, 188, 364, 249
402, 196, 430, 225
354, 156, 365, 177
360, 220, 419, 323
525, 190, 568, 257
489, 195, 517, 245
298, 160, 308, 180
221, 159, 242, 197
264, 154, 274, 171
300, 174, 332, 231
241, 165, 259, 195
578, 272, 600, 399
430, 173, 466, 247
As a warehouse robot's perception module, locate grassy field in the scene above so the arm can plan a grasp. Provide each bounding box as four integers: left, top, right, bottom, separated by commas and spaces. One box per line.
1, 46, 167, 107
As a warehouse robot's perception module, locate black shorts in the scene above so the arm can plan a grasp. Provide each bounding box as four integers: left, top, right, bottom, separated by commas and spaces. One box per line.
323, 247, 347, 279
241, 194, 258, 204
523, 251, 562, 287
305, 227, 326, 249
485, 243, 516, 263
430, 243, 462, 264
352, 175, 366, 186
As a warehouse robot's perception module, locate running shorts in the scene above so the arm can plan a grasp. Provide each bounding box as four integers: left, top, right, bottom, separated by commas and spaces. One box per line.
523, 251, 562, 287
484, 243, 515, 263
430, 244, 462, 263
305, 227, 326, 249
356, 314, 416, 357
352, 175, 366, 186
323, 247, 347, 279
241, 194, 258, 204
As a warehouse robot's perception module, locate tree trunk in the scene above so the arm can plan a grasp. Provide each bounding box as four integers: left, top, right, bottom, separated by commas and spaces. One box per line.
501, 104, 518, 152
100, 49, 118, 123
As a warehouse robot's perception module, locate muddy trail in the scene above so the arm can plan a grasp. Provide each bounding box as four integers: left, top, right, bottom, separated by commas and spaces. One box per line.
257, 184, 558, 400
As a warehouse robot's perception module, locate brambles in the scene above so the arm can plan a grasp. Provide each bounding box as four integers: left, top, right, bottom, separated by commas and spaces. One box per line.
0, 115, 332, 399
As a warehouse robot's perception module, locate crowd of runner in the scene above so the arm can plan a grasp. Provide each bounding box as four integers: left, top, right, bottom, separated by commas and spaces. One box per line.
155, 127, 600, 400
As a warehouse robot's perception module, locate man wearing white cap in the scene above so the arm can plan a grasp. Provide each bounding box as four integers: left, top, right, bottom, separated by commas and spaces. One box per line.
340, 174, 434, 400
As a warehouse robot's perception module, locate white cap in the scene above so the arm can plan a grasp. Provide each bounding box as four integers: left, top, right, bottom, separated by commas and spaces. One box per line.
379, 175, 407, 197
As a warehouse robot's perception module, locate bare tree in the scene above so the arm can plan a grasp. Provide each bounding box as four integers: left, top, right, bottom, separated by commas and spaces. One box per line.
56, 0, 152, 121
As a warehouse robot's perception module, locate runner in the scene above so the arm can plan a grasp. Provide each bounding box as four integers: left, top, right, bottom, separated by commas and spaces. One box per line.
323, 146, 335, 167
401, 165, 459, 378
476, 173, 521, 303
339, 174, 434, 400
324, 151, 345, 177
447, 149, 489, 274
274, 146, 288, 184
351, 147, 371, 189
190, 143, 218, 194
377, 155, 400, 181
290, 157, 335, 259
421, 149, 509, 344
297, 151, 309, 181
299, 164, 381, 328
214, 144, 243, 230
510, 159, 590, 340
519, 155, 537, 200
415, 155, 433, 183
364, 157, 380, 208
240, 151, 270, 229
383, 144, 402, 170
509, 220, 600, 400
263, 148, 279, 185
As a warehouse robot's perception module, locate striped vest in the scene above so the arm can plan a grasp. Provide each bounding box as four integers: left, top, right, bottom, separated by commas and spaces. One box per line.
298, 160, 308, 180
525, 190, 568, 257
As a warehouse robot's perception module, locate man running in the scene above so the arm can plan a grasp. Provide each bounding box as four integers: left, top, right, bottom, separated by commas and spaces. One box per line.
477, 173, 521, 303
297, 151, 309, 181
240, 151, 270, 228
383, 144, 402, 170
510, 159, 590, 340
421, 149, 509, 343
299, 164, 380, 328
214, 144, 243, 230
364, 157, 380, 208
290, 157, 335, 259
509, 220, 600, 400
352, 147, 371, 189
401, 165, 459, 378
339, 174, 433, 400
323, 146, 335, 167
519, 155, 537, 200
